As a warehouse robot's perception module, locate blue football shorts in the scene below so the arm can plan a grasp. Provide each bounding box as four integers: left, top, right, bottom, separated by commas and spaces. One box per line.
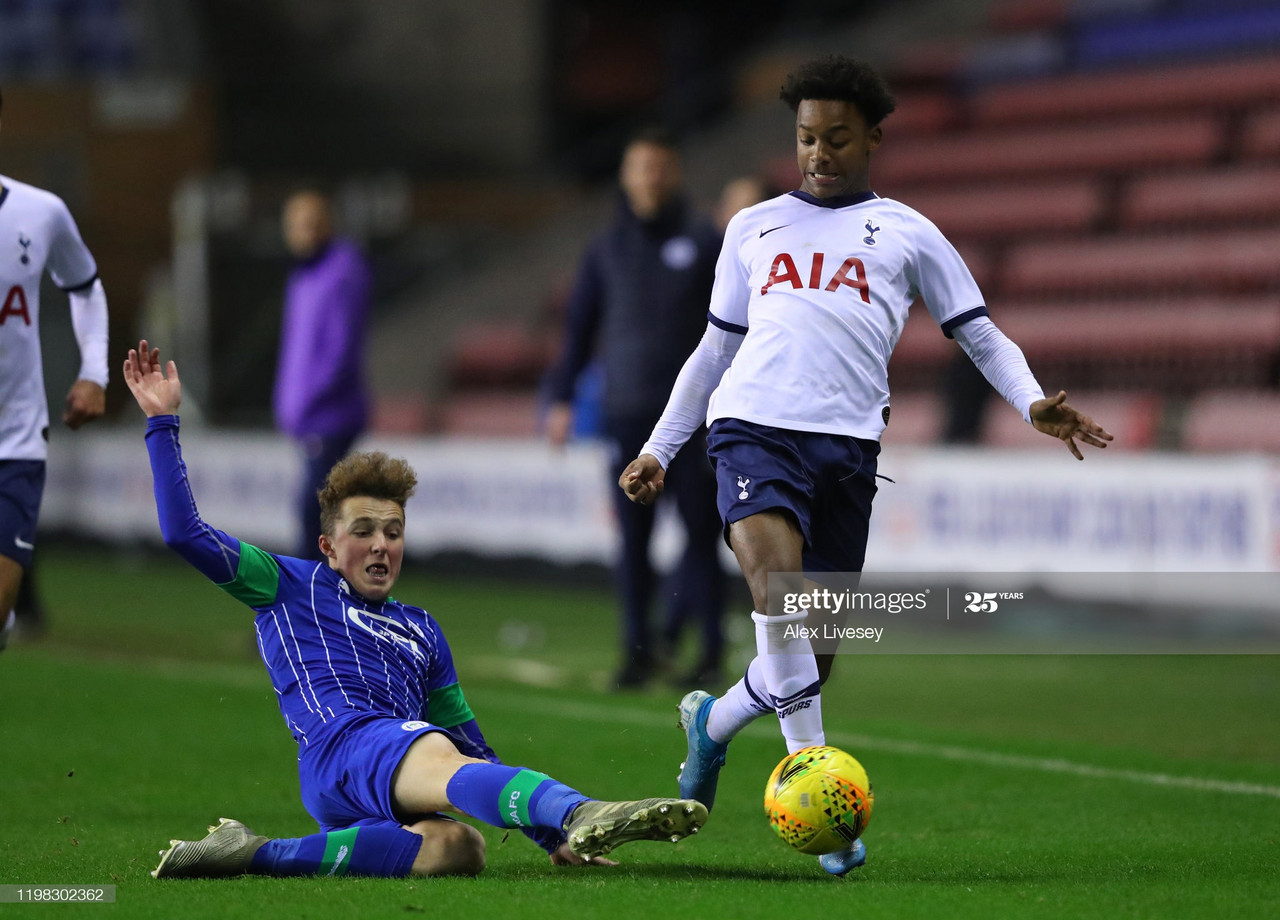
706, 418, 879, 573
298, 712, 449, 832
0, 460, 46, 569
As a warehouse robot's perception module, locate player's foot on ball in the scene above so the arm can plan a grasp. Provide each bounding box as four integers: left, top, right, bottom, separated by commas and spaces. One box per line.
818, 838, 867, 877
564, 797, 707, 859
677, 690, 727, 810
152, 817, 269, 879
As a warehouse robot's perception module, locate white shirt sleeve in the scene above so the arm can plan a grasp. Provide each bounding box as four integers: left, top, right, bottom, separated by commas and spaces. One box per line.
706, 211, 752, 332
640, 323, 743, 469
69, 278, 109, 387
952, 315, 1044, 422
45, 197, 99, 292
905, 214, 987, 332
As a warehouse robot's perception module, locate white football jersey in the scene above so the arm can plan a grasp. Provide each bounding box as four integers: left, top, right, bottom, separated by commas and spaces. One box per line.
0, 175, 99, 460
706, 191, 987, 440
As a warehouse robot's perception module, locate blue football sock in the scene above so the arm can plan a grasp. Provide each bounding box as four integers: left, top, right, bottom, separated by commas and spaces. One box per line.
445, 763, 589, 832
249, 823, 421, 877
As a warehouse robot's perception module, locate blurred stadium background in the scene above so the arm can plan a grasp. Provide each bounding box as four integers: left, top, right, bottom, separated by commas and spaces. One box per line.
7, 0, 1280, 614
5, 3, 1280, 914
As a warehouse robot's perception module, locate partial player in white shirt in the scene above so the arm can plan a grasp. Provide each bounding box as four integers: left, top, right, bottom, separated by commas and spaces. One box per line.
0, 88, 110, 650
618, 56, 1112, 876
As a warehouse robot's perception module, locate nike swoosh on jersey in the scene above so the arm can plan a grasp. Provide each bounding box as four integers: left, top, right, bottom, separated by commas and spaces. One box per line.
14, 536, 35, 551
759, 224, 790, 238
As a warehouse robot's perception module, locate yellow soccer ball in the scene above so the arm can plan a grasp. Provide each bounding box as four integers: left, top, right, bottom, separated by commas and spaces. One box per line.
764, 745, 873, 855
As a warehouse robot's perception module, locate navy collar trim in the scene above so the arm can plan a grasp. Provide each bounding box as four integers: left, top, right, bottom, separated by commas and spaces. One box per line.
789, 189, 878, 209
0, 185, 9, 213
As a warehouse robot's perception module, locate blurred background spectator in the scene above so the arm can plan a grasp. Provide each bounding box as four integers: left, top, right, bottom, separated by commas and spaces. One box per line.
544, 129, 726, 690
274, 187, 372, 559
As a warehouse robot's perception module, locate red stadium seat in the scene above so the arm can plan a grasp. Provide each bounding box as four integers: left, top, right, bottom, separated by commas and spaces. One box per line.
447, 324, 558, 389
986, 0, 1071, 34
875, 115, 1222, 186
1118, 164, 1280, 228
984, 390, 1163, 451
1001, 228, 1280, 296
889, 179, 1104, 239
1182, 391, 1280, 452
888, 90, 962, 137
971, 54, 1280, 126
1241, 105, 1280, 160
438, 390, 541, 438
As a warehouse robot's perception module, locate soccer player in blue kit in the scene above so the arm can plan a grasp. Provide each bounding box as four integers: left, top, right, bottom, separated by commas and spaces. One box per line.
620, 56, 1112, 876
123, 341, 706, 879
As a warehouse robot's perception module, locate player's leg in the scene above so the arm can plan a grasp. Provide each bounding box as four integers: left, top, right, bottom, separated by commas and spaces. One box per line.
393, 730, 706, 859
730, 509, 827, 753
0, 460, 43, 653
154, 816, 483, 879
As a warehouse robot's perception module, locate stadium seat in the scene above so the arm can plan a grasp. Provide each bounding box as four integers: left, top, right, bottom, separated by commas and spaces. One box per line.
886, 90, 961, 137
1001, 228, 1280, 296
438, 390, 541, 438
986, 0, 1072, 34
1241, 104, 1280, 160
875, 114, 1222, 186
1075, 6, 1280, 67
446, 323, 558, 389
1118, 164, 1280, 228
971, 54, 1280, 126
1181, 390, 1280, 452
984, 390, 1163, 450
890, 179, 1103, 239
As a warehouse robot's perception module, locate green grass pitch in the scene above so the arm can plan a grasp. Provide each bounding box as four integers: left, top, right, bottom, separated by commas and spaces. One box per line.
2, 547, 1278, 919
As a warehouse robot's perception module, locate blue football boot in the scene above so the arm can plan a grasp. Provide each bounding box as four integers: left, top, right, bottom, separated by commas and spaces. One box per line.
676, 690, 728, 810
818, 838, 867, 877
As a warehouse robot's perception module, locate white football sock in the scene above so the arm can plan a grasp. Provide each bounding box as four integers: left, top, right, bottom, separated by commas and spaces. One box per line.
0, 610, 14, 651
705, 656, 772, 745
752, 610, 824, 753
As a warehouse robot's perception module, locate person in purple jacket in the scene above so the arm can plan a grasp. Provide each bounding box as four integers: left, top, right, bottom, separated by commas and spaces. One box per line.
274, 188, 372, 559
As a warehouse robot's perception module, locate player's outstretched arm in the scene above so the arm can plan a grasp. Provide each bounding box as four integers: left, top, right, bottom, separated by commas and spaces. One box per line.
123, 340, 182, 417
1030, 390, 1113, 460
619, 453, 666, 506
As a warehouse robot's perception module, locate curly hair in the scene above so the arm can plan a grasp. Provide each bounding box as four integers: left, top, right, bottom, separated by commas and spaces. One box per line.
779, 55, 897, 127
318, 451, 418, 535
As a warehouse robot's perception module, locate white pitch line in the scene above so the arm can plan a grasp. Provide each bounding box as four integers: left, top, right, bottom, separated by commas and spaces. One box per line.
474, 689, 1280, 801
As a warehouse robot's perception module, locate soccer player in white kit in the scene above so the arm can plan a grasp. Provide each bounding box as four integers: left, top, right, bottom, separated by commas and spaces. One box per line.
619, 55, 1112, 875
0, 88, 109, 650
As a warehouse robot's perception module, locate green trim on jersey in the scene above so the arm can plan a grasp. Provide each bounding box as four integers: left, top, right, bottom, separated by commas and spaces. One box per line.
215, 541, 280, 607
426, 682, 474, 728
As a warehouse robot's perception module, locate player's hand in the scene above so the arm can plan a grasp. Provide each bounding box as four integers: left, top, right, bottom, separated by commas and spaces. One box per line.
548, 842, 617, 867
545, 403, 574, 448
62, 379, 105, 429
619, 454, 666, 505
1030, 390, 1113, 460
122, 340, 182, 418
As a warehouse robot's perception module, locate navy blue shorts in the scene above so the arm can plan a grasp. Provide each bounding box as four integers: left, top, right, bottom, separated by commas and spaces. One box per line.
298, 713, 447, 832
706, 418, 879, 573
0, 460, 46, 569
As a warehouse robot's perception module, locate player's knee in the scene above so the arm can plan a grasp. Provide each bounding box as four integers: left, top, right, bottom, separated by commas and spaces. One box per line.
406, 819, 485, 877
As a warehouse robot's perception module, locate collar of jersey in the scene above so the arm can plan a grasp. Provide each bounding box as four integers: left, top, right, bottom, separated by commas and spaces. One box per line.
325, 562, 398, 608
788, 189, 879, 209
0, 185, 9, 212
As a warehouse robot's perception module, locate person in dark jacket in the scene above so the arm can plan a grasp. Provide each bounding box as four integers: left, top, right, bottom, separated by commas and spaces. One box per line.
546, 128, 726, 690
